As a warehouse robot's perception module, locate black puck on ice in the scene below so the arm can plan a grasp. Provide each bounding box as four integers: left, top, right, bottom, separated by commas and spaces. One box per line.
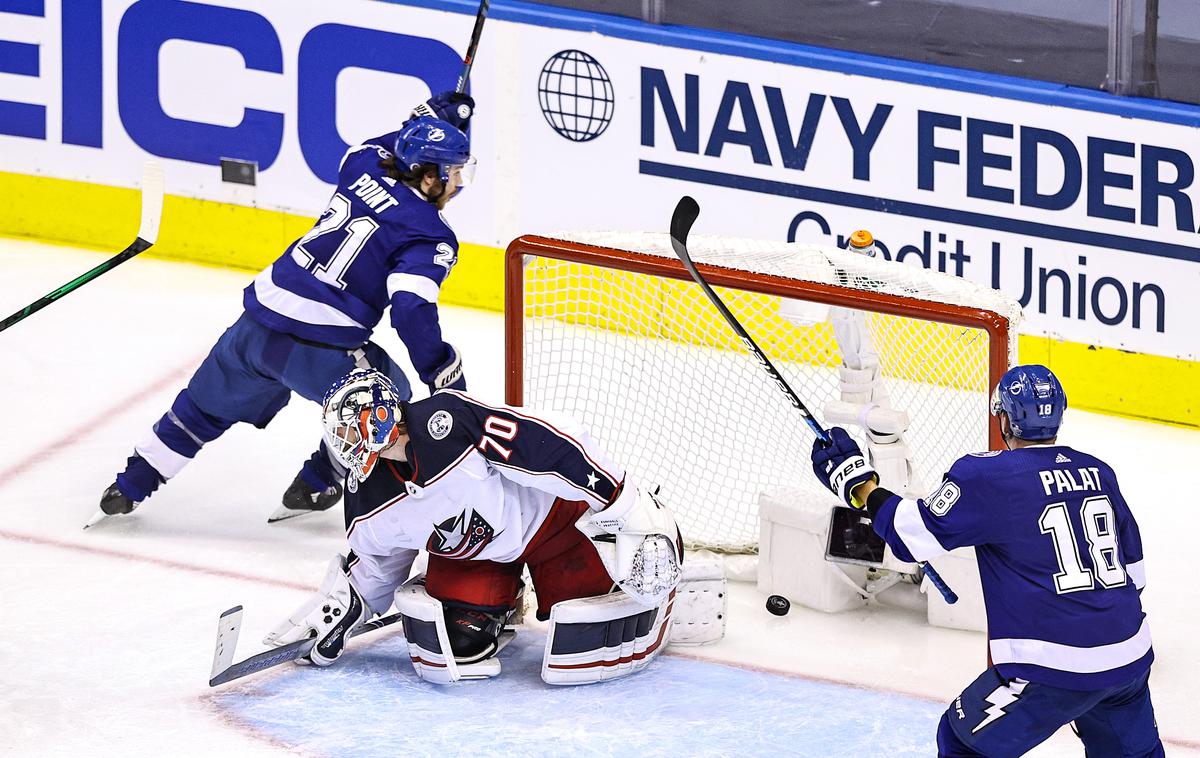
766, 594, 790, 616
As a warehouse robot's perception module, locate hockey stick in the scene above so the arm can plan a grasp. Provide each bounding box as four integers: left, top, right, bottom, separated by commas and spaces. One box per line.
668, 196, 958, 605
208, 605, 404, 687
455, 0, 490, 93
0, 161, 165, 334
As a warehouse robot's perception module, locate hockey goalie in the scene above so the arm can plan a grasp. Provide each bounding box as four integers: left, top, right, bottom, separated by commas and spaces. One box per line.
265, 369, 724, 684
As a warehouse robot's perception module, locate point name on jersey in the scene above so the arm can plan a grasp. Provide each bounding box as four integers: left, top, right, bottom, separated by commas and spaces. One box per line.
1038, 466, 1102, 496
348, 173, 400, 214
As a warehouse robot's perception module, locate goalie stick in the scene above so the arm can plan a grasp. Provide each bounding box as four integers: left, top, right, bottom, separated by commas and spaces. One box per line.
0, 161, 164, 334
668, 196, 958, 605
208, 605, 404, 687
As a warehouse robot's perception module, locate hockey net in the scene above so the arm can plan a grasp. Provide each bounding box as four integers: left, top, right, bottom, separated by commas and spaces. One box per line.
505, 233, 1022, 553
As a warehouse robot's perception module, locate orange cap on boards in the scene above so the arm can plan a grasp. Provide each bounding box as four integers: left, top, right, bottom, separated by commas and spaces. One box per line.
849, 229, 874, 249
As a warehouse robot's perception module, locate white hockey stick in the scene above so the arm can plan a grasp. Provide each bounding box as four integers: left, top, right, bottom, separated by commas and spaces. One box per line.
207, 605, 404, 687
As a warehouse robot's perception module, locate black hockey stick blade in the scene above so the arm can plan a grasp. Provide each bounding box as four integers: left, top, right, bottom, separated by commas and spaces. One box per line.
0, 161, 164, 334
669, 195, 700, 253
208, 608, 405, 687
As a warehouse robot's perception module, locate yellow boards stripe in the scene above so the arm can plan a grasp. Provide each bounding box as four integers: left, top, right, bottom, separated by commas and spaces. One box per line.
1, 171, 1195, 428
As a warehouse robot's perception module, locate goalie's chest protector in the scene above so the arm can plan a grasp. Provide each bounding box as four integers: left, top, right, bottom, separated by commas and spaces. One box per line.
343, 394, 559, 564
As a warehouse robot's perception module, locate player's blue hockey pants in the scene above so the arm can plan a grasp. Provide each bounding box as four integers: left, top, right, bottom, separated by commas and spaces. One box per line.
937, 666, 1163, 757
115, 312, 411, 501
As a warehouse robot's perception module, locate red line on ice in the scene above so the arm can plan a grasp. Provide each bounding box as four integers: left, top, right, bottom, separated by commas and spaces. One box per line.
0, 528, 313, 592
0, 355, 200, 484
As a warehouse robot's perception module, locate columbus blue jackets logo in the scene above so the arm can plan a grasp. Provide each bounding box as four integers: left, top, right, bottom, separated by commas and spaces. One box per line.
427, 410, 453, 440
427, 509, 499, 559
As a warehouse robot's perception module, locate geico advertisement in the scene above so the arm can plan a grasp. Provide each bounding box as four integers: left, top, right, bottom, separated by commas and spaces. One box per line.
0, 0, 496, 234
1, 0, 1197, 360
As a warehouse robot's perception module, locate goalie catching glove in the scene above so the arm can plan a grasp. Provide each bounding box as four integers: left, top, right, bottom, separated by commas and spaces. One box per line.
263, 554, 369, 666
811, 427, 879, 509
576, 484, 684, 606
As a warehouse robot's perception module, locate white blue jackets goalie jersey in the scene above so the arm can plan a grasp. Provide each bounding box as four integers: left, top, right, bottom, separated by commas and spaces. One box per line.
868, 445, 1151, 691
341, 390, 625, 615
243, 131, 458, 387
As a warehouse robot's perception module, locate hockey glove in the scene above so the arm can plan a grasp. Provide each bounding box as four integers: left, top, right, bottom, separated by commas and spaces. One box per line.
428, 344, 467, 393
263, 554, 368, 666
576, 485, 684, 606
409, 91, 475, 132
811, 426, 878, 509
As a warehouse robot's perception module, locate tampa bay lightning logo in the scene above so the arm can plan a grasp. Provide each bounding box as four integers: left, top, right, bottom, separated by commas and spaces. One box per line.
1008, 380, 1023, 395
427, 509, 499, 559
428, 127, 446, 142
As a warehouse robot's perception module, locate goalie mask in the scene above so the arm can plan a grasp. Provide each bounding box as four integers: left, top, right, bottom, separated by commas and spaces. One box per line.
321, 370, 406, 481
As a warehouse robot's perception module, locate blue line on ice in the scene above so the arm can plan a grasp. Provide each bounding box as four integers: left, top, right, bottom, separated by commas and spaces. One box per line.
212, 630, 944, 757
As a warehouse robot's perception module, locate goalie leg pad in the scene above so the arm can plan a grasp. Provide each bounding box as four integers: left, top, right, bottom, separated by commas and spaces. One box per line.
669, 555, 727, 645
542, 591, 673, 685
395, 576, 505, 684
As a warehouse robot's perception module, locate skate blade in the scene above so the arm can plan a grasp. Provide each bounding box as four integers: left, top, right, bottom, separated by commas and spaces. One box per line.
266, 504, 318, 524
83, 509, 109, 529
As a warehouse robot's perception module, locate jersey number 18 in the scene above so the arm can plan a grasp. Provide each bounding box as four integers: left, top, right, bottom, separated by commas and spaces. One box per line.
1039, 495, 1127, 594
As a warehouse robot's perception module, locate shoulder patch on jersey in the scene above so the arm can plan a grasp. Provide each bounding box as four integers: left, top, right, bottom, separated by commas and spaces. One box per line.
968, 450, 1003, 458
427, 410, 454, 440
925, 481, 962, 517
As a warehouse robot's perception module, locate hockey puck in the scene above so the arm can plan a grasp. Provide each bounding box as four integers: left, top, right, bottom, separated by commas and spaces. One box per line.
765, 595, 790, 616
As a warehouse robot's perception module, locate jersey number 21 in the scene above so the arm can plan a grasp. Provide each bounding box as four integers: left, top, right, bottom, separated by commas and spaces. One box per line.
292, 193, 379, 289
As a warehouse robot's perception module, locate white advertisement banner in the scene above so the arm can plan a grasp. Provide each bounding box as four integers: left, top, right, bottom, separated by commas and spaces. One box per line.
1, 0, 1197, 360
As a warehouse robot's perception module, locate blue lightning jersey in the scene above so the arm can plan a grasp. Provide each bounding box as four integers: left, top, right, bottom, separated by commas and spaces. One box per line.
243, 131, 459, 387
871, 445, 1151, 690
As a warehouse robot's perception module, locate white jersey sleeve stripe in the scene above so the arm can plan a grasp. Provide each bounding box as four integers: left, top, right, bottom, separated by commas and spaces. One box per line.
386, 272, 441, 304
1126, 559, 1147, 590
488, 459, 610, 509
133, 434, 191, 479
989, 618, 1152, 674
253, 265, 366, 329
892, 497, 949, 562
338, 142, 378, 172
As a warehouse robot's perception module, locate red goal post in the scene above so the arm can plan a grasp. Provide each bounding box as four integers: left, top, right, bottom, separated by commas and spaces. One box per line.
505, 232, 1021, 552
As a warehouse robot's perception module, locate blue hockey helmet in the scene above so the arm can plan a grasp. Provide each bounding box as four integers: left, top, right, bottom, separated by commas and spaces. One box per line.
990, 364, 1067, 441
393, 116, 475, 186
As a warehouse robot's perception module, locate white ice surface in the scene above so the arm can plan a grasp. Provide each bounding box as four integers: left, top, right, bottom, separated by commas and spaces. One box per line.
0, 238, 1196, 757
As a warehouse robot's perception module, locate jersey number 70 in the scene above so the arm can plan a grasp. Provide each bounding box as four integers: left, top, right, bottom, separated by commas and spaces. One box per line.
292, 193, 380, 290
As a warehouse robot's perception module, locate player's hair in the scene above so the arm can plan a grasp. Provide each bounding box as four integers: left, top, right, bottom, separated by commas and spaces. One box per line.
380, 155, 439, 188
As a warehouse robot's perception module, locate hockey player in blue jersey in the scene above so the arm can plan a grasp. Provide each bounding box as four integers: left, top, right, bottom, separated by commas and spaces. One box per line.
96, 91, 478, 524
811, 364, 1162, 757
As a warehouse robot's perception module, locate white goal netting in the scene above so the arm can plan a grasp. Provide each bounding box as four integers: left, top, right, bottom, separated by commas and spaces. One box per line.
510, 233, 1022, 552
